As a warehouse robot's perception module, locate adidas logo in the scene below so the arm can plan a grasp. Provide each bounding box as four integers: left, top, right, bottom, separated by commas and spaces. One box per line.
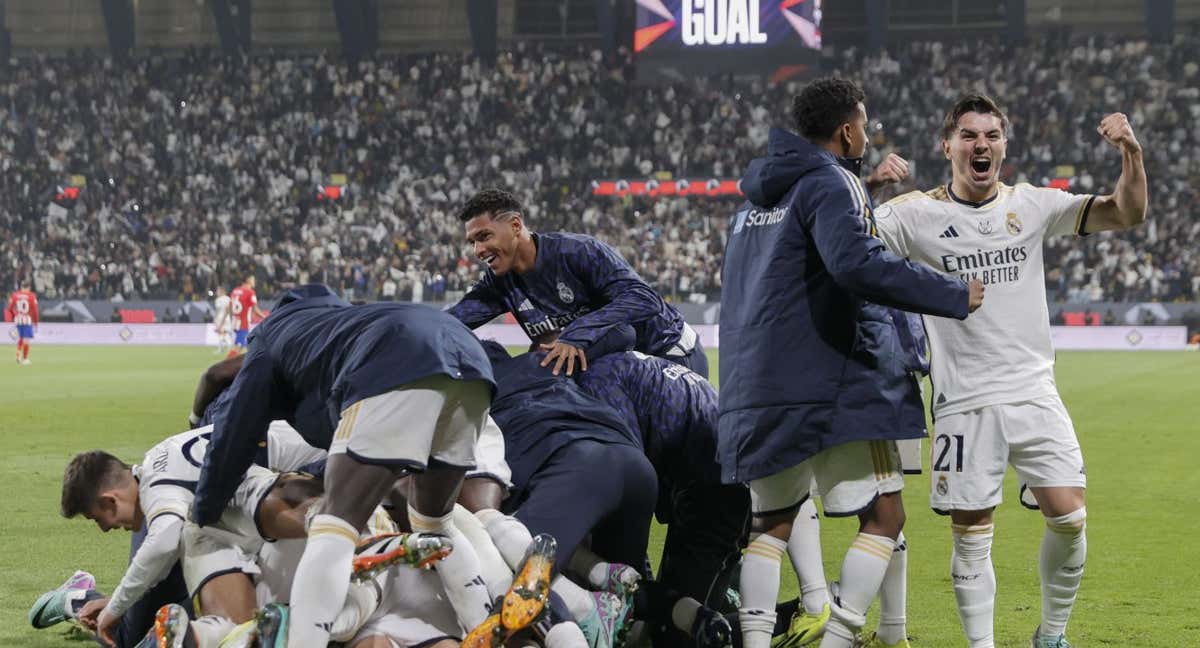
518, 299, 535, 312
939, 225, 961, 238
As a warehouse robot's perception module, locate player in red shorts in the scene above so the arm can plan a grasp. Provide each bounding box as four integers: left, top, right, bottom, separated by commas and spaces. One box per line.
6, 280, 39, 366
227, 276, 266, 357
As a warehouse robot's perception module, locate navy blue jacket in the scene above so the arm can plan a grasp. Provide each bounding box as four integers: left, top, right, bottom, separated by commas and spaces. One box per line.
449, 232, 686, 356
481, 341, 640, 497
193, 284, 494, 525
718, 129, 967, 484
576, 351, 722, 485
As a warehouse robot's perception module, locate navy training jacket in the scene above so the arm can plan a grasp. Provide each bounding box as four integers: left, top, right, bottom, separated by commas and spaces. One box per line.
194, 284, 494, 525
717, 128, 968, 484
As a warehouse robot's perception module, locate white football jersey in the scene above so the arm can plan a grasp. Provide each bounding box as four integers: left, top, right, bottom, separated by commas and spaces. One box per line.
135, 428, 210, 526
214, 295, 231, 327
874, 183, 1095, 416
136, 421, 324, 526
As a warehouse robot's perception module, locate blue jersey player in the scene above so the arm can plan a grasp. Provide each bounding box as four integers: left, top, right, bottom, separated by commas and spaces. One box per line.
192, 284, 498, 647
576, 347, 748, 648
448, 188, 707, 378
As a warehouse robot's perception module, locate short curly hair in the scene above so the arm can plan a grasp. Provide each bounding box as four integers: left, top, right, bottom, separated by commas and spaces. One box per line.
791, 77, 866, 143
459, 188, 524, 223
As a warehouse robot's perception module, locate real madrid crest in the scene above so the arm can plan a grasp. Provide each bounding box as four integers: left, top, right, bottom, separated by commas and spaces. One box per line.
936, 474, 949, 496
557, 280, 575, 304
977, 218, 994, 235
1006, 212, 1023, 235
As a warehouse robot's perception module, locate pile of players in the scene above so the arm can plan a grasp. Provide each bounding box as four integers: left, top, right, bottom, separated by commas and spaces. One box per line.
29, 80, 1145, 648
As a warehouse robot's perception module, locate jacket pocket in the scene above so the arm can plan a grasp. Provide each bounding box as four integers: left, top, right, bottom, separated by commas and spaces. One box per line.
851, 303, 902, 373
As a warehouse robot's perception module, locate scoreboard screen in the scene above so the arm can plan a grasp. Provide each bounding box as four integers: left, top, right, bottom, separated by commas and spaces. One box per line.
635, 0, 821, 79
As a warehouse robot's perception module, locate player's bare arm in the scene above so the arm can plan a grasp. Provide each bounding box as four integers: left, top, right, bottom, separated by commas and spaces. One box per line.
865, 152, 910, 194
191, 354, 245, 424
1083, 112, 1148, 233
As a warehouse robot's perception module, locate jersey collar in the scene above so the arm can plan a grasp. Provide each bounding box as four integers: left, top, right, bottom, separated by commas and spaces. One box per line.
946, 184, 1000, 208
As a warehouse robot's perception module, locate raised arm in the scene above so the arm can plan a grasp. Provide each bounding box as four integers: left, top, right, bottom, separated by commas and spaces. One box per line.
1082, 113, 1148, 233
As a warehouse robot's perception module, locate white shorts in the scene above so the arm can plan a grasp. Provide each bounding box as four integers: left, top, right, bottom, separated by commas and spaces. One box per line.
466, 415, 512, 488
182, 523, 261, 598
353, 568, 461, 645
750, 440, 904, 517
219, 464, 283, 542
266, 421, 327, 472
329, 375, 490, 471
929, 395, 1086, 513
253, 538, 307, 605
897, 438, 923, 474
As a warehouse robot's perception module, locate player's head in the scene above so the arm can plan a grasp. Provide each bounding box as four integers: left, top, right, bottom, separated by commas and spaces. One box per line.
19, 279, 31, 290
791, 77, 869, 159
460, 188, 530, 276
215, 286, 226, 297
61, 450, 142, 532
942, 94, 1009, 195
243, 276, 256, 289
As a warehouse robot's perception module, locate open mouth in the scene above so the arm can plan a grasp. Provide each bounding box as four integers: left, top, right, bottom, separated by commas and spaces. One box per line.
970, 157, 991, 174
481, 253, 499, 268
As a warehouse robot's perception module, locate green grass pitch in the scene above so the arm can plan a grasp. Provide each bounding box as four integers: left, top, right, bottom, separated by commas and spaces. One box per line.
0, 346, 1196, 647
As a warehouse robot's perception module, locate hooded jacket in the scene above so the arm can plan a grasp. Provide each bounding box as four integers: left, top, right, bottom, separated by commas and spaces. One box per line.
718, 129, 967, 484
193, 284, 494, 524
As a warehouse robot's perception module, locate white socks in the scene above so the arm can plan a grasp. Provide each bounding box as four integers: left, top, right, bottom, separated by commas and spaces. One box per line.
789, 498, 830, 615
738, 533, 787, 648
1040, 508, 1087, 637
288, 514, 357, 648
454, 506, 514, 600
477, 508, 532, 571
876, 533, 907, 645
330, 578, 383, 642
821, 533, 895, 648
409, 506, 493, 632
545, 621, 590, 648
189, 615, 236, 648
671, 597, 702, 633
951, 523, 996, 648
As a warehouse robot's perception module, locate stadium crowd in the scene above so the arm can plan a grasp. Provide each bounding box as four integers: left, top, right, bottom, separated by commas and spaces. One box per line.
1, 32, 1197, 304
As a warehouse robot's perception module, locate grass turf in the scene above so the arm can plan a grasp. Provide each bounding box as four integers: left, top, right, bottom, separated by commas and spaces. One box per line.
0, 346, 1195, 647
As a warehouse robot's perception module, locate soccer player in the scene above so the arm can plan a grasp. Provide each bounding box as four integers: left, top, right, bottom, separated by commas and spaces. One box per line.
448, 188, 707, 378
480, 340, 657, 647
719, 77, 983, 648
53, 422, 328, 647
6, 280, 38, 365
873, 95, 1147, 648
227, 276, 265, 357
575, 346, 747, 648
193, 283, 497, 648
212, 286, 233, 356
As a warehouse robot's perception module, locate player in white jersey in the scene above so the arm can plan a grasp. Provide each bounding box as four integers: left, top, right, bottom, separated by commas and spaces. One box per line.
58, 422, 327, 647
873, 95, 1146, 648
212, 287, 233, 355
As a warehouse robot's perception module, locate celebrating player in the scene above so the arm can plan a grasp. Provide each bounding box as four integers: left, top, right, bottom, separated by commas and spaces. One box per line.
7, 280, 39, 365
448, 188, 707, 378
227, 276, 265, 357
873, 95, 1147, 648
193, 284, 497, 648
719, 78, 982, 648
